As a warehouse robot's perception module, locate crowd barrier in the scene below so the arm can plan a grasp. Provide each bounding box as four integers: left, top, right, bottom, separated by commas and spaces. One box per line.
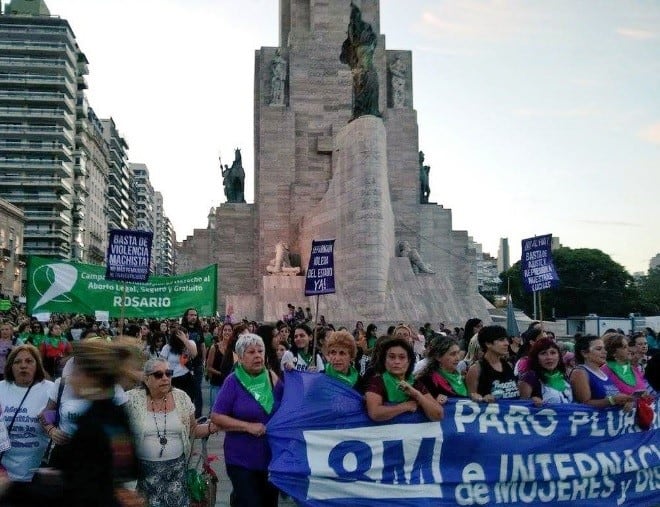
268, 372, 660, 507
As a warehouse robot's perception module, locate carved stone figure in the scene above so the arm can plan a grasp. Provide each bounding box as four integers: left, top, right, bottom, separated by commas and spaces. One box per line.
266, 241, 301, 276
389, 57, 406, 108
340, 2, 380, 120
397, 240, 435, 274
270, 49, 287, 106
221, 148, 246, 203
419, 150, 431, 204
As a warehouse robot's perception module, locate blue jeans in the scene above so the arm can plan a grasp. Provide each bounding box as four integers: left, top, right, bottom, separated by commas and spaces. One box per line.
210, 385, 220, 408
192, 365, 204, 418
225, 464, 278, 507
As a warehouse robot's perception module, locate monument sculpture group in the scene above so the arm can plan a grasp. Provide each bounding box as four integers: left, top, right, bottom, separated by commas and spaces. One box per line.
178, 0, 492, 326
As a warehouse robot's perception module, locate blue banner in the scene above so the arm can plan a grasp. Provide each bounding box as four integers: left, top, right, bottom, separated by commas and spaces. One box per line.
305, 239, 336, 296
268, 372, 660, 507
105, 229, 153, 282
521, 234, 560, 293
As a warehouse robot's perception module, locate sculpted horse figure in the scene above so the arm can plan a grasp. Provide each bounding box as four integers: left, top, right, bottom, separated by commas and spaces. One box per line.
266, 241, 301, 276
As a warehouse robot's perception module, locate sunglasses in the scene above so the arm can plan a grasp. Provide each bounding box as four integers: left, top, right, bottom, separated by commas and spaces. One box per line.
149, 369, 174, 379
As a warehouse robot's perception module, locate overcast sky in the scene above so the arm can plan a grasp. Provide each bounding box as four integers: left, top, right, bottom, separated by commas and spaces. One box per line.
35, 0, 660, 274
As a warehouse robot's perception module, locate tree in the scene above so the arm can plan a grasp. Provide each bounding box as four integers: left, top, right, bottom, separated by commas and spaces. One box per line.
500, 247, 638, 319
636, 267, 660, 315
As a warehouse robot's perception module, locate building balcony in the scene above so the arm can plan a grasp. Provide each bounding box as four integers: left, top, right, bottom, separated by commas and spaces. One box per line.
24, 209, 72, 225
0, 158, 73, 178
0, 175, 73, 193
24, 243, 70, 257
0, 141, 73, 158
0, 90, 75, 111
7, 193, 72, 209
0, 124, 74, 143
0, 57, 76, 79
0, 73, 76, 96
24, 227, 71, 242
0, 106, 75, 127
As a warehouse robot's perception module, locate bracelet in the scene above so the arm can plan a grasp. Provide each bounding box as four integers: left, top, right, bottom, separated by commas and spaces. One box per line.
607, 395, 615, 406
207, 422, 215, 435
47, 426, 55, 436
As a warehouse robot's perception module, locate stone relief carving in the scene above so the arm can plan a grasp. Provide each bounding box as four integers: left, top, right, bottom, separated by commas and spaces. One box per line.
397, 240, 435, 274
340, 2, 380, 120
270, 49, 287, 106
419, 150, 431, 204
390, 57, 406, 108
266, 241, 301, 275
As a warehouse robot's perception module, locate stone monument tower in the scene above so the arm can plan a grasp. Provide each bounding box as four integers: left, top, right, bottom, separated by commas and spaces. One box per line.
179, 0, 492, 326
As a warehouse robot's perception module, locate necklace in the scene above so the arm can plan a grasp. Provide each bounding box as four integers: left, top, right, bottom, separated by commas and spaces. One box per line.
151, 395, 168, 457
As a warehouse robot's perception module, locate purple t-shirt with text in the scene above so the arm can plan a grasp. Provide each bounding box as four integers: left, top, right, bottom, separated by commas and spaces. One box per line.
212, 372, 283, 471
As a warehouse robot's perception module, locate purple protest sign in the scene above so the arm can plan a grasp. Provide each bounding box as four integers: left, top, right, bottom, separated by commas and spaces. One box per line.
521, 234, 560, 293
305, 239, 336, 296
105, 229, 153, 282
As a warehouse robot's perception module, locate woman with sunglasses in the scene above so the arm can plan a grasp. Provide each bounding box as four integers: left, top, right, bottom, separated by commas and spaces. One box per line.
126, 357, 218, 507
159, 326, 197, 403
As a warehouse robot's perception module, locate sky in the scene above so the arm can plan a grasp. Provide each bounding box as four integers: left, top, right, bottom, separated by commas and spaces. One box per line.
27, 0, 660, 275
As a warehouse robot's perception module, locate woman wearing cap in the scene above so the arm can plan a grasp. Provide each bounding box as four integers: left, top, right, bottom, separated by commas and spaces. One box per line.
212, 334, 284, 507
126, 357, 217, 507
569, 335, 633, 410
519, 338, 573, 405
416, 337, 469, 402
365, 338, 443, 422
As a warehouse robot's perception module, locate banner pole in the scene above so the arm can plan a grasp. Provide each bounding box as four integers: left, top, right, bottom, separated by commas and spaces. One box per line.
539, 291, 543, 328
119, 282, 127, 335
311, 294, 320, 364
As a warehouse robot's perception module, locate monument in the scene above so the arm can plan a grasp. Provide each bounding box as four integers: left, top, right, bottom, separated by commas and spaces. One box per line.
178, 0, 492, 327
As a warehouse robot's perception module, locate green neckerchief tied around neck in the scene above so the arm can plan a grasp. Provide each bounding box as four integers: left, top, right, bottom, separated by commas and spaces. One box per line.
606, 360, 636, 386
325, 363, 359, 386
437, 368, 468, 397
234, 363, 274, 414
382, 371, 415, 403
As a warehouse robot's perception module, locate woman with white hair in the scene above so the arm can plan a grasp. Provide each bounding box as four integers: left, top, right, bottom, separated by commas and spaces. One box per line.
211, 334, 284, 507
125, 357, 218, 507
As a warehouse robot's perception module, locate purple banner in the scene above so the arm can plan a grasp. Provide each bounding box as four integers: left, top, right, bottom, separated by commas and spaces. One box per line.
105, 229, 153, 283
521, 234, 560, 293
305, 239, 336, 296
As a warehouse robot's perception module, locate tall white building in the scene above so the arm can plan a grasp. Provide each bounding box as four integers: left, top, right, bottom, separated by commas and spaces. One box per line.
153, 191, 175, 276
0, 0, 82, 257
101, 118, 130, 231
129, 163, 154, 232
497, 237, 510, 274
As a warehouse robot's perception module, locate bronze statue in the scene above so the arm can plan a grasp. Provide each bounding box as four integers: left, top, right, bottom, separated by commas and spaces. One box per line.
340, 2, 380, 120
419, 151, 431, 204
220, 148, 246, 203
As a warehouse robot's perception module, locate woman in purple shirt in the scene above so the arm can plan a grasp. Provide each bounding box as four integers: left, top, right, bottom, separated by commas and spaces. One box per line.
211, 333, 283, 507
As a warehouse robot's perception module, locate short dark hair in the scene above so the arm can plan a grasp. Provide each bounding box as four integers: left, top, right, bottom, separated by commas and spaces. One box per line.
477, 325, 508, 352
375, 338, 415, 378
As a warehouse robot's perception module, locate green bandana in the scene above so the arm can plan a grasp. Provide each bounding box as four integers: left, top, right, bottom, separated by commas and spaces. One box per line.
543, 370, 569, 392
382, 371, 414, 403
325, 364, 359, 386
606, 361, 636, 386
234, 364, 274, 414
438, 368, 468, 397
298, 351, 312, 366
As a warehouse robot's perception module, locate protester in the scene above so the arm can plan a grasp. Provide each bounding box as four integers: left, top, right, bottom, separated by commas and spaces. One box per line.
466, 325, 519, 402
518, 338, 573, 405
644, 327, 659, 355
58, 339, 142, 507
180, 309, 205, 418
0, 322, 15, 381
126, 357, 217, 507
159, 326, 197, 403
212, 334, 283, 507
0, 345, 53, 485
280, 324, 323, 372
513, 327, 544, 376
365, 323, 378, 351
631, 331, 650, 372
39, 322, 72, 379
460, 318, 483, 352
323, 330, 362, 391
352, 321, 364, 340
365, 338, 443, 422
569, 335, 633, 410
257, 324, 282, 377
600, 332, 648, 395
207, 322, 233, 406
275, 340, 289, 363
416, 337, 468, 402
645, 351, 660, 393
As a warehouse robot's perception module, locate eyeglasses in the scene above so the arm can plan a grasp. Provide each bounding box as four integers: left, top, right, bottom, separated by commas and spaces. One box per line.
149, 370, 173, 379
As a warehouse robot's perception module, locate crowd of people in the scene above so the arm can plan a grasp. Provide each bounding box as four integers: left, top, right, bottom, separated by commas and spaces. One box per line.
0, 306, 657, 506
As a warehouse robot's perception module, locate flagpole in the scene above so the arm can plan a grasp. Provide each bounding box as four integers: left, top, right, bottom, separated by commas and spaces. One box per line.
119, 282, 127, 335
311, 294, 320, 365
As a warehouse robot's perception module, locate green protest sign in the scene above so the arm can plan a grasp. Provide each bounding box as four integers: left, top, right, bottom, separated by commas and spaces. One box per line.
26, 256, 217, 318
0, 300, 10, 311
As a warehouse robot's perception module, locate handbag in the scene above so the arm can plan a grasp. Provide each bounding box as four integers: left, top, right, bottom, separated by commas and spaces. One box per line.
41, 378, 66, 467
186, 429, 218, 507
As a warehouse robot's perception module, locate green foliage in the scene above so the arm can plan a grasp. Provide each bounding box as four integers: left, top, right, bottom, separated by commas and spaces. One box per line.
636, 267, 660, 315
500, 247, 639, 318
